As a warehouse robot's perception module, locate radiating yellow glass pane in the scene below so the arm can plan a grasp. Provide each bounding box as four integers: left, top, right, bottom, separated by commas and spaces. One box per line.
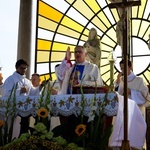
37, 39, 51, 50
39, 1, 63, 23
52, 42, 75, 52
132, 20, 140, 36
92, 17, 107, 32
51, 73, 57, 81
139, 69, 150, 84
139, 21, 150, 38
57, 25, 81, 39
66, 0, 74, 4
61, 16, 84, 32
80, 34, 89, 42
81, 30, 91, 44
101, 50, 112, 58
100, 66, 110, 84
86, 0, 101, 13
101, 64, 110, 72
97, 12, 111, 28
143, 26, 150, 40
101, 44, 112, 52
101, 59, 109, 66
73, 0, 94, 19
40, 74, 51, 82
38, 16, 57, 31
102, 36, 115, 46
106, 28, 116, 43
138, 0, 146, 18
111, 9, 119, 22
37, 51, 50, 62
132, 7, 138, 18
82, 29, 90, 36
51, 52, 66, 61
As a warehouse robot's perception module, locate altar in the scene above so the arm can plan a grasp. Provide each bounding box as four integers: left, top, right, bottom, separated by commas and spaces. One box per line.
0, 92, 147, 149
0, 92, 118, 118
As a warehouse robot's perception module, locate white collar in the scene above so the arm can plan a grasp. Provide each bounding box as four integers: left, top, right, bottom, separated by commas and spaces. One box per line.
75, 60, 88, 65
14, 71, 26, 78
127, 72, 136, 82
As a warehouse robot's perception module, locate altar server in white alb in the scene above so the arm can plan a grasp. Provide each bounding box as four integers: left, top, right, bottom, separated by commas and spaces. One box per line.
58, 45, 103, 94
2, 59, 43, 139
109, 59, 149, 150
109, 94, 147, 150
2, 59, 42, 97
118, 59, 150, 115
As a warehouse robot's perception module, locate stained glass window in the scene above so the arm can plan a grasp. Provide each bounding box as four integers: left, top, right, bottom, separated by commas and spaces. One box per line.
35, 0, 150, 85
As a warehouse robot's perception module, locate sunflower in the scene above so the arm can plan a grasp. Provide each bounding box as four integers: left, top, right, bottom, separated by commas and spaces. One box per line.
37, 108, 48, 118
0, 120, 4, 127
75, 124, 86, 136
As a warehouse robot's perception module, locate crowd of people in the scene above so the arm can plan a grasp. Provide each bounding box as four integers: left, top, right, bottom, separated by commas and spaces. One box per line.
0, 28, 149, 150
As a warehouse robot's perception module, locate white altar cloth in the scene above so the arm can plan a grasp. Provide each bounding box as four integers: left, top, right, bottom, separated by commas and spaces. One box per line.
0, 92, 118, 117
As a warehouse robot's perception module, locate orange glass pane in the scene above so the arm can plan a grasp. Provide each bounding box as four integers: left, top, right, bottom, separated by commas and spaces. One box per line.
37, 39, 51, 50
39, 1, 63, 23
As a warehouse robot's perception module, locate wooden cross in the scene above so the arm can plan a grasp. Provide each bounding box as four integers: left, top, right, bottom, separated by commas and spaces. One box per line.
108, 1, 141, 149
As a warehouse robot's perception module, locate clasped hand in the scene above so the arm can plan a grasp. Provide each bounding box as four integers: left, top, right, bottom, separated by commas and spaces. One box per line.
20, 86, 28, 94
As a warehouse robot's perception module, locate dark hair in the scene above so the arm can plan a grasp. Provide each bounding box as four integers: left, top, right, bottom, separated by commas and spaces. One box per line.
55, 64, 60, 68
15, 59, 29, 68
32, 73, 40, 77
119, 59, 132, 68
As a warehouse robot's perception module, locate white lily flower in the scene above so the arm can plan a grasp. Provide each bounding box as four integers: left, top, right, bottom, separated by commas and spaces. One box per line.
88, 115, 95, 122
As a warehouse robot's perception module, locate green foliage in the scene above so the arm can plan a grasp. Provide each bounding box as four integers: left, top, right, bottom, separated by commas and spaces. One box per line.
0, 84, 18, 146
52, 78, 113, 150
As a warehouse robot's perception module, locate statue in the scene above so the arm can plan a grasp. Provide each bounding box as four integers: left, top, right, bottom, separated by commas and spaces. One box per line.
84, 28, 101, 69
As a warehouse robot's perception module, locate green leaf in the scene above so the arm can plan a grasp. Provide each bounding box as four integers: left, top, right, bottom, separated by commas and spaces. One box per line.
99, 124, 113, 148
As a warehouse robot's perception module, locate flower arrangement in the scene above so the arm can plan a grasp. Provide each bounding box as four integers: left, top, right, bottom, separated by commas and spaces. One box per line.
76, 79, 113, 149
51, 77, 114, 150
35, 80, 53, 130
0, 84, 17, 147
0, 122, 84, 150
0, 78, 115, 150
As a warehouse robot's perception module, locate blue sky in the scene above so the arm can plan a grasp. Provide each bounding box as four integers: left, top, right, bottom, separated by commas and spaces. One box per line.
0, 0, 20, 80
0, 1, 36, 81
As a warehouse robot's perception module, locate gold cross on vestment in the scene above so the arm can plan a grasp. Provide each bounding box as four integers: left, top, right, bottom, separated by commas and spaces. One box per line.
108, 1, 141, 150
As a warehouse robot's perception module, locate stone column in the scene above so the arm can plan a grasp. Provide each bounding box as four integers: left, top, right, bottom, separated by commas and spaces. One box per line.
17, 0, 33, 78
